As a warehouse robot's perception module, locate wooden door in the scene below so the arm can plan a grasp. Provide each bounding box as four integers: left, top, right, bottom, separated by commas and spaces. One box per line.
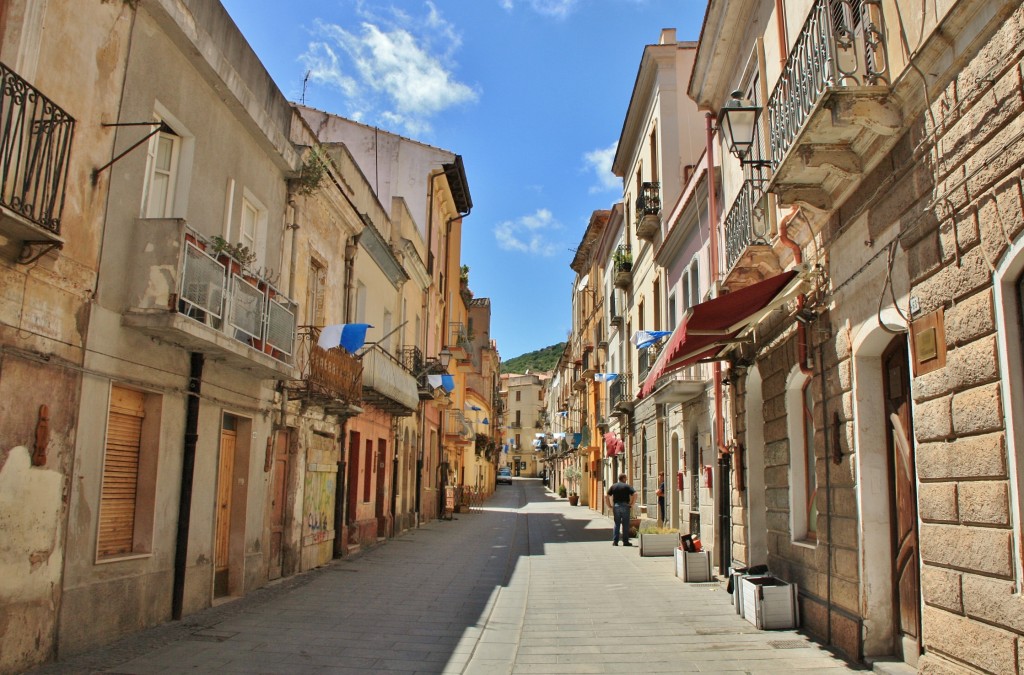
346, 430, 361, 526
375, 438, 387, 535
214, 428, 236, 597
883, 339, 921, 655
268, 430, 290, 580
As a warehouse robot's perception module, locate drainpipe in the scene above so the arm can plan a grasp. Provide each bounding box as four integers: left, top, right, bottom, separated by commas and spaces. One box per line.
287, 196, 300, 298
778, 209, 812, 376
172, 352, 204, 620
332, 233, 361, 558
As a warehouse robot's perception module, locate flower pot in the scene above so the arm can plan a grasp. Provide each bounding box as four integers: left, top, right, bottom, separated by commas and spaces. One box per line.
568, 494, 579, 506
675, 548, 712, 581
739, 576, 800, 630
639, 532, 679, 557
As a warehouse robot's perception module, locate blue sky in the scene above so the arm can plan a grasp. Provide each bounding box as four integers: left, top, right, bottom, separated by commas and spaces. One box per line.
221, 0, 707, 360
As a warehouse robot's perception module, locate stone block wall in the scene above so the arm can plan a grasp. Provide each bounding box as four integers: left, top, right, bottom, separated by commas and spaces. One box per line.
906, 5, 1024, 672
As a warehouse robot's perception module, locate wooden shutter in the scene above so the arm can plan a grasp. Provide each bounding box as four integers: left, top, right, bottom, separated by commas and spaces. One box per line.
98, 386, 145, 557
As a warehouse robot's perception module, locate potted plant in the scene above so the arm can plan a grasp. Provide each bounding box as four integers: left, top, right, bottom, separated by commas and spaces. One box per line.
612, 246, 633, 290
558, 485, 567, 498
638, 523, 679, 557
211, 236, 257, 276
565, 466, 582, 506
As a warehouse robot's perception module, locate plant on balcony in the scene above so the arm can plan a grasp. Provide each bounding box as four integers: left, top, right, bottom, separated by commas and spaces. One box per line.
210, 236, 257, 273
613, 246, 633, 272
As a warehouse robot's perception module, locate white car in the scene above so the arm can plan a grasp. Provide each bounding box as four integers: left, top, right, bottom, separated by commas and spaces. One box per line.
496, 468, 513, 485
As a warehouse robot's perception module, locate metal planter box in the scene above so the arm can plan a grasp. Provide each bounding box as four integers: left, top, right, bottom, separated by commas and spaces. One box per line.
674, 548, 712, 582
740, 576, 800, 630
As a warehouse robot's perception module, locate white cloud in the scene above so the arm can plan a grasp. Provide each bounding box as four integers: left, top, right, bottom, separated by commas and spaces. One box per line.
300, 4, 478, 136
583, 142, 621, 194
494, 208, 562, 256
500, 0, 579, 19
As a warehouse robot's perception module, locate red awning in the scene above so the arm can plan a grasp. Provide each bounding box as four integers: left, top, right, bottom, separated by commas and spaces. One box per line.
639, 270, 805, 398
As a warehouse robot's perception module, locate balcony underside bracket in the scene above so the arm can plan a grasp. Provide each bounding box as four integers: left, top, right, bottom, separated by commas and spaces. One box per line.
18, 240, 63, 265
772, 185, 832, 212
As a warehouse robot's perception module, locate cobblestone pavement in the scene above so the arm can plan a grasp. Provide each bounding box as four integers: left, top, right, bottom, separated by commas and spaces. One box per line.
33, 480, 861, 674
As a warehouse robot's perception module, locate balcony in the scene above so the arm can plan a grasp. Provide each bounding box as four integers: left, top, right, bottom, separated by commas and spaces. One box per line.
650, 367, 706, 404
635, 182, 661, 241
122, 221, 296, 379
722, 179, 782, 290
444, 409, 472, 444
360, 345, 419, 416
609, 375, 633, 414
447, 321, 472, 361
581, 350, 597, 380
0, 60, 75, 262
765, 0, 900, 223
290, 327, 363, 414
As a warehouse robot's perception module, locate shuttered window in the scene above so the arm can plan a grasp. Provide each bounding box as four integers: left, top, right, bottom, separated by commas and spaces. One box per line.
98, 386, 145, 558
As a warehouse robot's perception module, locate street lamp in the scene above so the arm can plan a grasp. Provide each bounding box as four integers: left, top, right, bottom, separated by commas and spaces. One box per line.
437, 347, 453, 369
718, 90, 766, 166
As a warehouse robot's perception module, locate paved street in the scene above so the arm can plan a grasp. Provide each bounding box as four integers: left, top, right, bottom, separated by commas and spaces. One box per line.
36, 480, 859, 674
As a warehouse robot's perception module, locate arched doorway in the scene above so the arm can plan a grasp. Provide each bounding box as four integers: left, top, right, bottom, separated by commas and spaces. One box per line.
852, 312, 921, 662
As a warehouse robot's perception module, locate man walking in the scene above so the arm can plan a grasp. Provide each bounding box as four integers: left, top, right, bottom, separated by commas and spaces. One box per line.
606, 473, 637, 546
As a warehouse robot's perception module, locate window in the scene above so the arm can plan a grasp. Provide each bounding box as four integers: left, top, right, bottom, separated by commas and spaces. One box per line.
653, 279, 661, 331
362, 439, 373, 503
382, 310, 393, 353
97, 385, 160, 559
142, 129, 180, 218
668, 292, 677, 328
515, 410, 521, 427
649, 127, 659, 183
307, 259, 326, 326
515, 390, 521, 402
238, 194, 267, 268
689, 258, 701, 306
538, 389, 543, 401
787, 367, 815, 542
803, 380, 818, 535
355, 282, 367, 323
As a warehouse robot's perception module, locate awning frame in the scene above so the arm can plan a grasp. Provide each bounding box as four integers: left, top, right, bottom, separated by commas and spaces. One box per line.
639, 266, 810, 398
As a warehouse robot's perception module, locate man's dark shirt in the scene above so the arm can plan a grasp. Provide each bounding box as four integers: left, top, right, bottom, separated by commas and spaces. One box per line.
607, 481, 635, 504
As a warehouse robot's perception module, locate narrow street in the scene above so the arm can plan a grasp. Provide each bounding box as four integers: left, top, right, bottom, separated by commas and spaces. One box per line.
37, 482, 857, 674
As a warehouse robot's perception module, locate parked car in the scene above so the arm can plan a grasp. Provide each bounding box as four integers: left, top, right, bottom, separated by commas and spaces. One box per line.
497, 467, 513, 485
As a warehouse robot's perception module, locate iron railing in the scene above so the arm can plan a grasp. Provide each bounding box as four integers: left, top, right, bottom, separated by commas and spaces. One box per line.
766, 0, 888, 168
635, 181, 661, 217
0, 60, 75, 234
723, 179, 771, 273
608, 374, 632, 414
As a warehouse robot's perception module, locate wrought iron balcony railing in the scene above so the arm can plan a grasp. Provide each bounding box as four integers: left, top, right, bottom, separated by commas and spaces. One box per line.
723, 179, 771, 274
635, 181, 661, 240
766, 0, 888, 169
608, 374, 632, 414
0, 60, 75, 236
292, 327, 363, 411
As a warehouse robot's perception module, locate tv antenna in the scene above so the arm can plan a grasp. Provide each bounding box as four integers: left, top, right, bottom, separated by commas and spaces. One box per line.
301, 70, 311, 105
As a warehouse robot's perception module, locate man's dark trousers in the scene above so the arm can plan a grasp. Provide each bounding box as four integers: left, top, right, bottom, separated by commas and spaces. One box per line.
613, 503, 631, 544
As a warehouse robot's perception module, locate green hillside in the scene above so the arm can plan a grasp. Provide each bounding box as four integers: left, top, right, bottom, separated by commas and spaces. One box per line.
501, 342, 565, 374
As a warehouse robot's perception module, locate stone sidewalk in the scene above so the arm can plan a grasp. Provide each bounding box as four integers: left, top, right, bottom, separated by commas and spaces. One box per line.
33, 480, 860, 674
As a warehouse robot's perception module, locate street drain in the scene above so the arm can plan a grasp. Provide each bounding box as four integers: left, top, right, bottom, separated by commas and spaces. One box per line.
769, 640, 809, 649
